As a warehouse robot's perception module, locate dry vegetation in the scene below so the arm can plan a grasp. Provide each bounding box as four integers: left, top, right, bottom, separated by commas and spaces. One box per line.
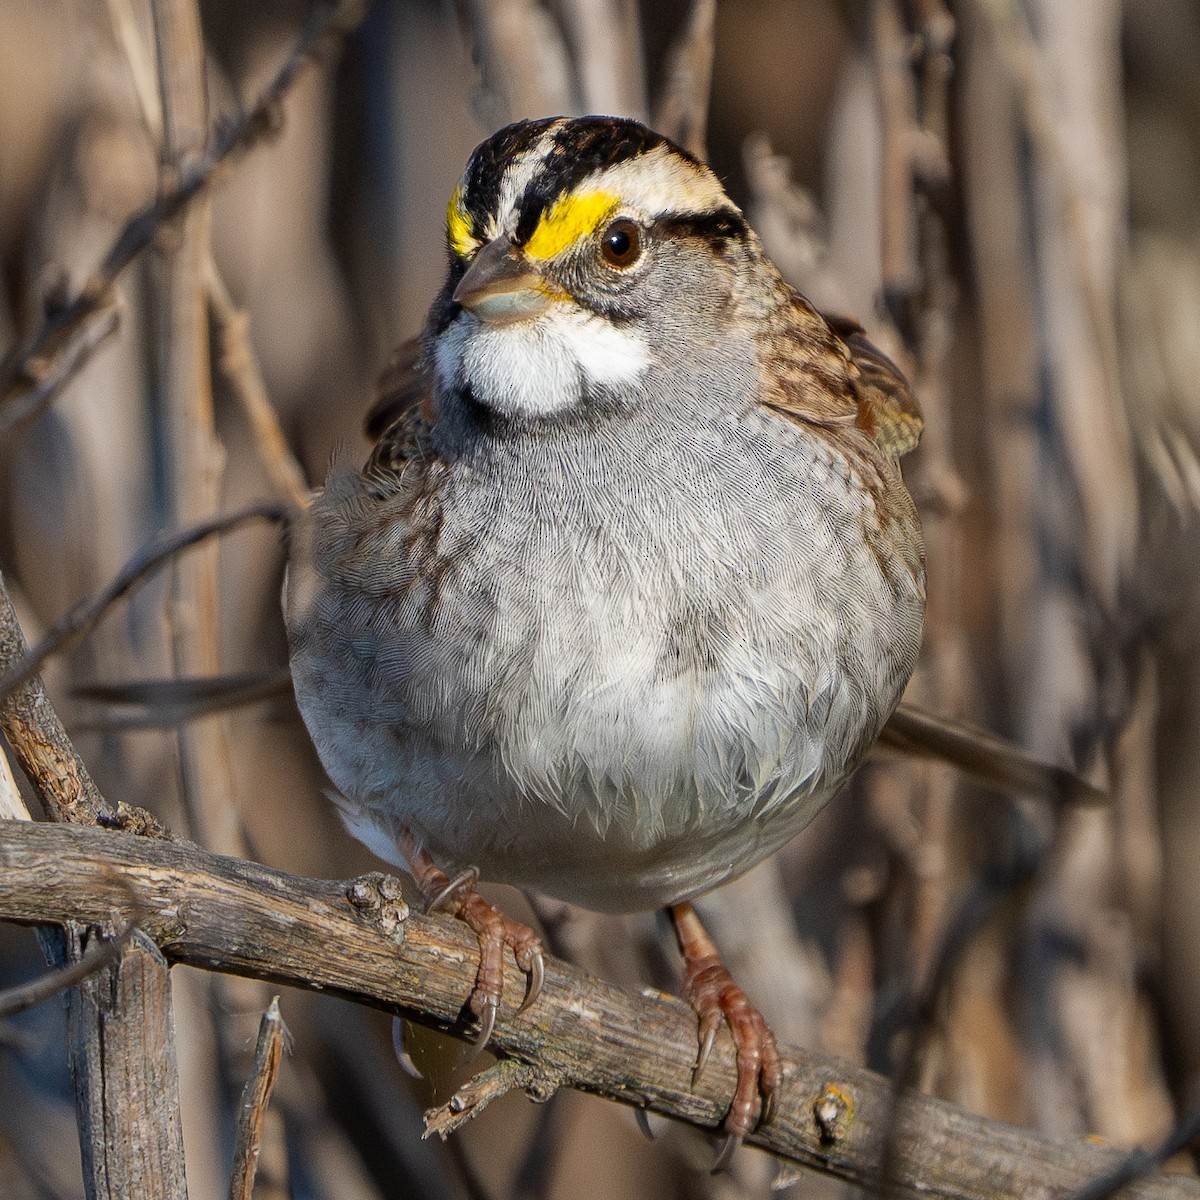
0, 0, 1199, 1197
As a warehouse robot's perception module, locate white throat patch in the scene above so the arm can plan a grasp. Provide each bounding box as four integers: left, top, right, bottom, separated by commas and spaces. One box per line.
436, 304, 651, 419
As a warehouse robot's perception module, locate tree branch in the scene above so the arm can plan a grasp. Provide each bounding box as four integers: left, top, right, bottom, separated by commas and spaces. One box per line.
0, 819, 1193, 1200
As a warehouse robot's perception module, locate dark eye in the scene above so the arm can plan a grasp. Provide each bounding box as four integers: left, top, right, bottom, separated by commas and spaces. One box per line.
599, 218, 642, 269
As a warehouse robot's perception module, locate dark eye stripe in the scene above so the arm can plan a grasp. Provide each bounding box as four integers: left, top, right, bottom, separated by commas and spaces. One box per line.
657, 207, 749, 250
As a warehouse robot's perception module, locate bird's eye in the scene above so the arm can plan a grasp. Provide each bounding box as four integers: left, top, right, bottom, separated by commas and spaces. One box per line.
599, 218, 642, 269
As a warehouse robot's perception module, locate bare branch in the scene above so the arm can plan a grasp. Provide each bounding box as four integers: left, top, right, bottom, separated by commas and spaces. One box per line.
1067, 1091, 1200, 1200
74, 668, 293, 730
0, 875, 141, 1018
458, 0, 573, 123
0, 300, 120, 438
67, 929, 188, 1200
558, 0, 647, 120
0, 819, 1195, 1200
0, 504, 292, 705
652, 0, 716, 160
205, 257, 312, 512
0, 569, 110, 826
424, 1058, 559, 1141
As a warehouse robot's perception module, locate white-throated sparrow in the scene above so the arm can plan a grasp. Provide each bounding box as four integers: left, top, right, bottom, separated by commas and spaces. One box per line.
285, 115, 926, 1149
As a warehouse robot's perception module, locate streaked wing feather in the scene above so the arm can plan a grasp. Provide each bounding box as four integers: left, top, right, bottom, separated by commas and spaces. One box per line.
824, 313, 923, 458
757, 297, 922, 459
364, 338, 436, 475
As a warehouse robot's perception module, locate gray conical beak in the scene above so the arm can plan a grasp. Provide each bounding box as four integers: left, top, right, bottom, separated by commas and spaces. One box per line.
452, 238, 556, 325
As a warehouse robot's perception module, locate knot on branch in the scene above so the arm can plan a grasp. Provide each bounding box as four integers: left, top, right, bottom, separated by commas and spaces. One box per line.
345, 872, 410, 943
813, 1083, 855, 1146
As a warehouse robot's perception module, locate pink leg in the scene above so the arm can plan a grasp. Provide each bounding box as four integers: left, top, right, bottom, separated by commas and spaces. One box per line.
670, 902, 782, 1164
402, 834, 544, 1049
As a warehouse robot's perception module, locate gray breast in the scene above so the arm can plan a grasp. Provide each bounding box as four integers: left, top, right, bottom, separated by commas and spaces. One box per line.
289, 405, 924, 911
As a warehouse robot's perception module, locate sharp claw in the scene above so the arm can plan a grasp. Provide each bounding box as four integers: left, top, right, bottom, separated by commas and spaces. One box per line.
517, 947, 544, 1014
693, 1020, 719, 1085
427, 866, 479, 914
465, 998, 497, 1060
633, 1107, 658, 1142
760, 1086, 777, 1128
710, 1133, 742, 1174
391, 1016, 425, 1080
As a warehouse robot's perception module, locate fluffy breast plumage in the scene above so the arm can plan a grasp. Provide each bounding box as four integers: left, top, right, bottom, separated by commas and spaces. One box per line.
286, 406, 924, 912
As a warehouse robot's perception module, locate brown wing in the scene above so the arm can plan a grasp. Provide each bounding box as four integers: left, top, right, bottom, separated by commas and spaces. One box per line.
759, 295, 923, 460
824, 313, 923, 458
363, 337, 436, 476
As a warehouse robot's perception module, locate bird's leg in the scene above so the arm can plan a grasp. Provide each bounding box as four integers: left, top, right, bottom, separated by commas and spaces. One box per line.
669, 901, 782, 1163
401, 833, 544, 1050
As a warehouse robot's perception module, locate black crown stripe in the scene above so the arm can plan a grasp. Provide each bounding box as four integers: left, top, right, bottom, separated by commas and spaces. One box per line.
461, 118, 560, 232
459, 117, 707, 250
512, 118, 685, 245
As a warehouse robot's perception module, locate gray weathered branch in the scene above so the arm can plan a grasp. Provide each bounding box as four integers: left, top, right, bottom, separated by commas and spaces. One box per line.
0, 818, 1193, 1200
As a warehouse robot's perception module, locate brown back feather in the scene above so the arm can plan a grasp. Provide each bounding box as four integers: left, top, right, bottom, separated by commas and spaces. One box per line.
757, 290, 922, 460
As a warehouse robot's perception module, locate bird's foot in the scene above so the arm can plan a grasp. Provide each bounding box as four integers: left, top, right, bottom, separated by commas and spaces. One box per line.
670, 902, 781, 1169
405, 842, 544, 1052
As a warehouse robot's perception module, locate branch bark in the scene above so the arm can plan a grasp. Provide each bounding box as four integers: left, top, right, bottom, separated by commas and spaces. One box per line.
0, 818, 1194, 1200
66, 930, 188, 1200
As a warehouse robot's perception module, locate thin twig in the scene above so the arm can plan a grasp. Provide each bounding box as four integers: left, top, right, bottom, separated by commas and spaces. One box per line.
0, 504, 292, 705
0, 0, 370, 414
205, 256, 311, 511
977, 0, 1136, 601
557, 0, 647, 119
229, 996, 288, 1200
458, 0, 573, 123
652, 0, 716, 160
0, 301, 121, 438
151, 0, 240, 872
1066, 1089, 1200, 1200
870, 0, 921, 337
423, 1058, 560, 1141
73, 668, 293, 730
103, 0, 165, 141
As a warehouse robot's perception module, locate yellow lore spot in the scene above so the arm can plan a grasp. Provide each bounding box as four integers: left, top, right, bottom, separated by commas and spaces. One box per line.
446, 186, 478, 260
523, 190, 619, 261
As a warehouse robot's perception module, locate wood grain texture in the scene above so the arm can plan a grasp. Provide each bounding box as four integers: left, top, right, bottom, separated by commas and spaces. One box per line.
66, 929, 188, 1200
0, 818, 1193, 1200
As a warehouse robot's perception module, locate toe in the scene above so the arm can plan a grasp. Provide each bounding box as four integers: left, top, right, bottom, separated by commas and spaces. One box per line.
468, 997, 498, 1058
670, 903, 781, 1150
693, 1011, 722, 1084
